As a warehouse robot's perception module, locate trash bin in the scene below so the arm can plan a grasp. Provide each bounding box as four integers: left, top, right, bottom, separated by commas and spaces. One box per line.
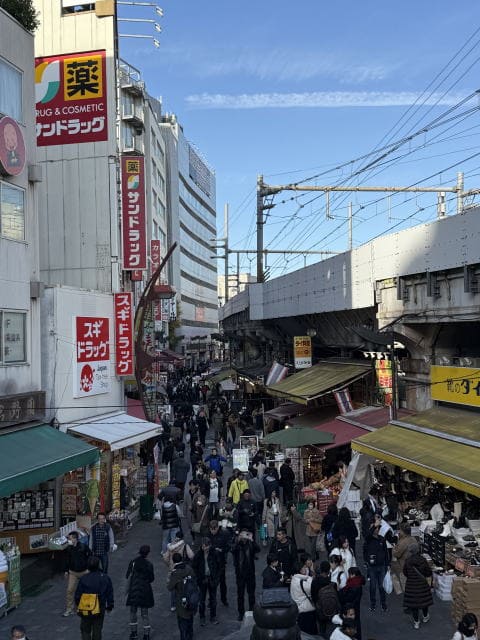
140, 494, 154, 521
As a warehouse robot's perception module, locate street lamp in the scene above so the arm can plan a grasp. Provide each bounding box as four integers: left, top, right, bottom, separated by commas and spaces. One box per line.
118, 34, 160, 48
117, 1, 164, 15
118, 17, 161, 31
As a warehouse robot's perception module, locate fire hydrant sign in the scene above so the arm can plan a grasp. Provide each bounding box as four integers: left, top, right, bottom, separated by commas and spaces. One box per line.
74, 316, 111, 397
114, 293, 134, 376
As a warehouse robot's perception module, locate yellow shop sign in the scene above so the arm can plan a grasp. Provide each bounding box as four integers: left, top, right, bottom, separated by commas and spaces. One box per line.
431, 365, 480, 407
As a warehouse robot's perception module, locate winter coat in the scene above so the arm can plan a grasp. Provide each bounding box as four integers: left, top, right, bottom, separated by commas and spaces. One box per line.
233, 539, 259, 575
339, 574, 365, 614
163, 539, 194, 571
330, 566, 347, 590
329, 547, 356, 573
183, 487, 200, 528
363, 533, 388, 568
237, 498, 257, 532
290, 574, 315, 614
263, 469, 280, 499
284, 509, 308, 551
205, 454, 227, 475
270, 537, 298, 577
262, 565, 284, 589
303, 507, 322, 538
162, 501, 181, 529
159, 484, 181, 503
192, 548, 221, 586
248, 477, 266, 503
168, 562, 195, 619
391, 534, 418, 575
228, 478, 249, 504
263, 498, 284, 538
331, 518, 359, 550
75, 570, 114, 611
403, 554, 433, 610
280, 463, 295, 492
126, 556, 154, 608
64, 541, 91, 572
171, 456, 190, 483
191, 495, 210, 536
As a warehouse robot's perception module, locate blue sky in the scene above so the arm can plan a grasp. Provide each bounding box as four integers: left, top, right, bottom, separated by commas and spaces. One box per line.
118, 1, 480, 278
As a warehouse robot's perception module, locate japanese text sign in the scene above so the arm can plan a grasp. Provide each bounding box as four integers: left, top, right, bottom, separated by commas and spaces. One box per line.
121, 156, 147, 270
114, 293, 134, 376
293, 335, 312, 369
431, 365, 480, 407
74, 316, 111, 397
375, 359, 392, 406
35, 50, 108, 146
151, 239, 161, 274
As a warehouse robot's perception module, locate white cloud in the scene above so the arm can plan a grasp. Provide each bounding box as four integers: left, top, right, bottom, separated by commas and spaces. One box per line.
185, 90, 466, 110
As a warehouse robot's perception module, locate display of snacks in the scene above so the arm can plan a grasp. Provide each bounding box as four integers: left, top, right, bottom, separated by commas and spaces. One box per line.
0, 490, 55, 532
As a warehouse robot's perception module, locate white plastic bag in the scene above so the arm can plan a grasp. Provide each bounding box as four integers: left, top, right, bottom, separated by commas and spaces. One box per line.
153, 510, 161, 521
383, 569, 393, 595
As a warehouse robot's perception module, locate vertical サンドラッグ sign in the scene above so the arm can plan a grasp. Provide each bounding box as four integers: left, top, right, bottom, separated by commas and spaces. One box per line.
114, 292, 134, 376
121, 155, 147, 270
35, 50, 108, 146
74, 316, 110, 397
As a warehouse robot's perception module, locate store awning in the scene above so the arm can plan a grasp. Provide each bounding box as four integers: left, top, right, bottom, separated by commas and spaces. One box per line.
67, 412, 162, 451
0, 425, 99, 498
235, 364, 271, 385
209, 368, 236, 384
264, 403, 305, 420
220, 379, 238, 391
266, 361, 371, 405
315, 419, 370, 450
351, 424, 480, 497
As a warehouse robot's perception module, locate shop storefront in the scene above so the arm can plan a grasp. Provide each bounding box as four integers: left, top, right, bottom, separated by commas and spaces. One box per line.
66, 412, 160, 540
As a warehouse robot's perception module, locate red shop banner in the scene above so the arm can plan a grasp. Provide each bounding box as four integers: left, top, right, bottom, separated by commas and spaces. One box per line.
35, 50, 108, 146
121, 155, 147, 270
114, 292, 134, 376
151, 239, 161, 273
74, 316, 110, 398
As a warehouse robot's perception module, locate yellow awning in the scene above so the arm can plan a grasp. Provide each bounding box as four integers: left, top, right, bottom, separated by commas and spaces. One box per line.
352, 424, 480, 497
266, 361, 371, 405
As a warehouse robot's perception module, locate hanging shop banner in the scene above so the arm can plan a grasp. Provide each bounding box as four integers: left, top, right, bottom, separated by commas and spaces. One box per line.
131, 270, 144, 281
375, 359, 392, 406
151, 240, 161, 274
293, 336, 312, 369
114, 292, 134, 376
35, 50, 108, 146
121, 155, 147, 270
431, 365, 480, 407
74, 316, 110, 397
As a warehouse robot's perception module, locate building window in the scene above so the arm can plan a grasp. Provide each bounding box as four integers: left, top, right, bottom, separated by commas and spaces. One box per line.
159, 199, 166, 220
159, 174, 165, 194
0, 181, 25, 241
1, 311, 26, 364
122, 124, 134, 150
0, 58, 22, 123
61, 0, 95, 15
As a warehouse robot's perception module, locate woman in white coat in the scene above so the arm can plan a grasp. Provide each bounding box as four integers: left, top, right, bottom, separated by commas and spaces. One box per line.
290, 567, 317, 635
262, 490, 283, 544
329, 536, 357, 573
329, 554, 347, 590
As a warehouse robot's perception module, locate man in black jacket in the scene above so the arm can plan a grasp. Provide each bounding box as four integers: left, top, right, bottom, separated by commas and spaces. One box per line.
280, 458, 295, 503
171, 451, 190, 493
168, 553, 196, 640
262, 553, 284, 589
269, 528, 297, 580
192, 538, 221, 625
208, 520, 231, 606
63, 530, 91, 617
232, 530, 260, 621
236, 489, 257, 536
363, 522, 389, 612
75, 556, 114, 640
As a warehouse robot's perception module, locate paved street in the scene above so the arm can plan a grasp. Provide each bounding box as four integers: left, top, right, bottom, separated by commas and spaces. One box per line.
0, 514, 457, 640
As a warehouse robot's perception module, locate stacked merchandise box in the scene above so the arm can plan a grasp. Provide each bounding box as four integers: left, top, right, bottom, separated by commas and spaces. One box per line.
451, 577, 480, 623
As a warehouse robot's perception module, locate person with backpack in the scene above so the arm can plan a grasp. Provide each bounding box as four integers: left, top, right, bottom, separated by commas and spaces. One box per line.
163, 532, 195, 611
168, 552, 198, 640
363, 520, 389, 612
311, 560, 340, 638
75, 555, 114, 640
290, 566, 317, 635
125, 545, 154, 640
192, 537, 221, 626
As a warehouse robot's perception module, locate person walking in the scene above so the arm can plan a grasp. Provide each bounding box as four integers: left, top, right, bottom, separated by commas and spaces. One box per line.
232, 530, 260, 621
75, 556, 114, 640
163, 532, 194, 611
269, 527, 298, 580
196, 409, 208, 447
331, 507, 359, 557
208, 519, 231, 606
236, 489, 257, 537
311, 560, 338, 638
168, 552, 196, 640
284, 503, 308, 553
126, 545, 154, 640
280, 458, 296, 504
262, 553, 285, 589
262, 463, 280, 499
329, 554, 347, 590
321, 503, 338, 554
290, 566, 317, 635
191, 492, 210, 543
403, 549, 433, 629
171, 452, 190, 494
161, 496, 183, 552
391, 523, 418, 594
211, 407, 225, 442
228, 471, 249, 505
262, 490, 282, 546
363, 520, 389, 612
192, 537, 221, 626
204, 447, 227, 478
303, 500, 322, 559
88, 513, 115, 574
62, 530, 91, 617
339, 567, 365, 640
330, 537, 357, 574
206, 470, 222, 519
451, 613, 478, 640
248, 468, 266, 529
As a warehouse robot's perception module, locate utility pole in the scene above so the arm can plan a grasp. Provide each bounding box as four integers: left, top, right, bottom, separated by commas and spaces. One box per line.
224, 203, 229, 303
257, 175, 265, 283
348, 202, 353, 251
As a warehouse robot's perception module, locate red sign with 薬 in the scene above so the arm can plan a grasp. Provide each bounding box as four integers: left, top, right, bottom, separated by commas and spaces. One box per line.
114, 293, 134, 376
121, 156, 147, 270
35, 50, 108, 146
74, 316, 110, 397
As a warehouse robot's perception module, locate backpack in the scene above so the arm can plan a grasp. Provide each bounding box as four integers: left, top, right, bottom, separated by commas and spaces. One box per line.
316, 583, 340, 620
77, 593, 100, 617
182, 575, 200, 613
326, 521, 335, 544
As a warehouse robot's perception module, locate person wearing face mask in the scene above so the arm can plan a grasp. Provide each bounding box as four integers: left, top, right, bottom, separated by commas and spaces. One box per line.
63, 530, 92, 617
304, 500, 322, 559
452, 613, 479, 640
10, 625, 28, 640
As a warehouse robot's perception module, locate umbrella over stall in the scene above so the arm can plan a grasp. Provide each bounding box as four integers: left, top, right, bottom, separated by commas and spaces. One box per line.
263, 426, 334, 447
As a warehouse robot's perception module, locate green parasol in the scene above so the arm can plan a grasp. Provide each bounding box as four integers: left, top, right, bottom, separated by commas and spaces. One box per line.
263, 425, 334, 447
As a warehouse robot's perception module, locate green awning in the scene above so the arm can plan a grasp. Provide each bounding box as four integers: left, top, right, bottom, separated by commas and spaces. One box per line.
266, 361, 371, 405
394, 406, 480, 442
0, 425, 100, 498
352, 424, 480, 497
208, 368, 236, 384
